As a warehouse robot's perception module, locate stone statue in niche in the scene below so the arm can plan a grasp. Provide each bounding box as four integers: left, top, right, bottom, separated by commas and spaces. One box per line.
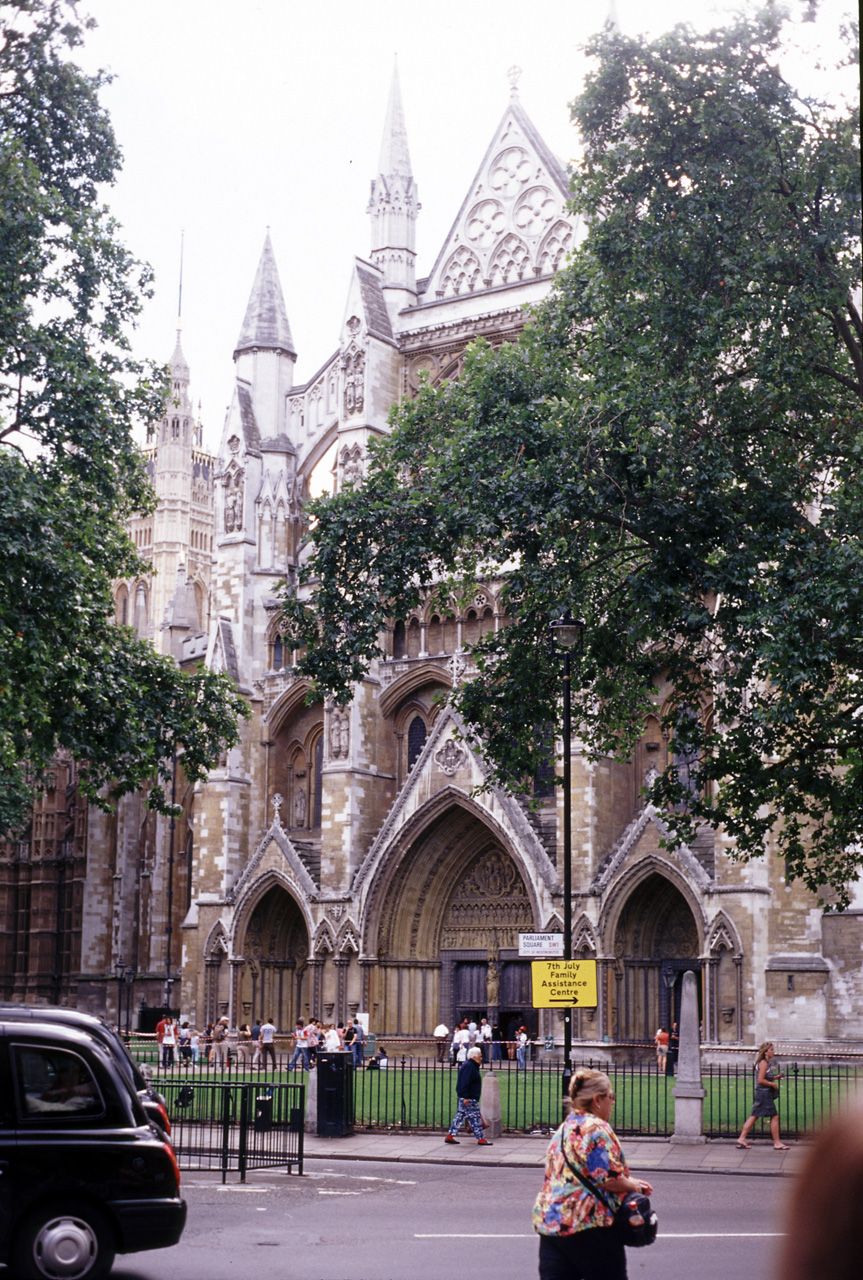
339, 443, 364, 488
294, 786, 307, 828
329, 707, 349, 760
486, 961, 500, 1006
341, 345, 365, 418
643, 764, 659, 804
223, 470, 244, 533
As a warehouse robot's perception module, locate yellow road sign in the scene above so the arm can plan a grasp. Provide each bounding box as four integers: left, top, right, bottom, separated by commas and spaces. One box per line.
531, 960, 598, 1008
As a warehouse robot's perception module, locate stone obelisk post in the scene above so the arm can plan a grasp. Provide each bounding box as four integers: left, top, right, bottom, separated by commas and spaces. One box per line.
671, 969, 706, 1144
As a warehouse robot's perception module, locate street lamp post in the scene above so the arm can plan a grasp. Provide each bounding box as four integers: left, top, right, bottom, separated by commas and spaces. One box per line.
114, 959, 125, 1031
124, 966, 136, 1038
549, 614, 585, 1105
165, 750, 177, 1018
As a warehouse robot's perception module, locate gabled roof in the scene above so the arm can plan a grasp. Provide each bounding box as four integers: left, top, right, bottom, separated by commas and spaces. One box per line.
420, 92, 578, 303
356, 261, 395, 343
234, 231, 296, 359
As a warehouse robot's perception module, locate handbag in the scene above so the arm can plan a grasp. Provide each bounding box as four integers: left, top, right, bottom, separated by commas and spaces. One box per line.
561, 1145, 658, 1248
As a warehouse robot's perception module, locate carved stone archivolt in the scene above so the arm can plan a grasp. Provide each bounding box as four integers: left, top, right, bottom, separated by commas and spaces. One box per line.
440, 847, 533, 950
614, 873, 700, 961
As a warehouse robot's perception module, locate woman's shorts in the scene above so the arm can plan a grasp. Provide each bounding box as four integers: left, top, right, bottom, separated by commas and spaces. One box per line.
750, 1087, 777, 1118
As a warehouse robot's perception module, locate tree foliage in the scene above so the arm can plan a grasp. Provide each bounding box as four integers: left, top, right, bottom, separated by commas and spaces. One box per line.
281, 8, 862, 904
0, 1, 246, 833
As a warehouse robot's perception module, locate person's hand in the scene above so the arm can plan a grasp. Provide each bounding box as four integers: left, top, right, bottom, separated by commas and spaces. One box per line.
632, 1178, 653, 1196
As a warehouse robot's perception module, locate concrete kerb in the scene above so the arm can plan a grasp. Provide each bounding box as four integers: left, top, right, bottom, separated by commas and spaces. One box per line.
301, 1133, 805, 1177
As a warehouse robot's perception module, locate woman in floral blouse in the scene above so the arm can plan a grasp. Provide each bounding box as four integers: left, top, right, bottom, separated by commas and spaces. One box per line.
533, 1068, 653, 1279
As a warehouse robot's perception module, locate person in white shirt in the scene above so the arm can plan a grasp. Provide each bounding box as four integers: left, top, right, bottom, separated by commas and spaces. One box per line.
479, 1017, 493, 1063
434, 1023, 449, 1063
259, 1016, 277, 1071
452, 1022, 470, 1064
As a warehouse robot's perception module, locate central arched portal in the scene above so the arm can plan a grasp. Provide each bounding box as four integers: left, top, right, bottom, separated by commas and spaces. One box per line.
611, 873, 702, 1041
371, 805, 538, 1039
237, 885, 309, 1030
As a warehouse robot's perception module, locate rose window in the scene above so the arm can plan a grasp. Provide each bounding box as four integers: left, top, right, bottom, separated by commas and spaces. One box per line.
466, 199, 506, 248
514, 186, 557, 237
489, 147, 532, 198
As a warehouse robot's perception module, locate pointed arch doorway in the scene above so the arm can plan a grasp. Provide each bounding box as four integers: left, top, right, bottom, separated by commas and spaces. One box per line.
611, 873, 702, 1041
237, 885, 310, 1030
369, 803, 540, 1039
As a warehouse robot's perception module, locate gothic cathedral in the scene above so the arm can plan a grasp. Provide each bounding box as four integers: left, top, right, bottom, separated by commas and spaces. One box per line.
3, 70, 862, 1050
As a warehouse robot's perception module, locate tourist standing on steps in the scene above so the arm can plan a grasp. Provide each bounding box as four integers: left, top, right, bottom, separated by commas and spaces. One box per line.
444, 1047, 492, 1146
736, 1042, 790, 1150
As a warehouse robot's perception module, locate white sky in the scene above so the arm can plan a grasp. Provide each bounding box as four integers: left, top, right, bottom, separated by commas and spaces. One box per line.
80, 0, 857, 449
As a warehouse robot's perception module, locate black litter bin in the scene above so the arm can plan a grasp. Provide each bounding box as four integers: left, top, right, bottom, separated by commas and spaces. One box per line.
316, 1050, 354, 1137
254, 1091, 273, 1133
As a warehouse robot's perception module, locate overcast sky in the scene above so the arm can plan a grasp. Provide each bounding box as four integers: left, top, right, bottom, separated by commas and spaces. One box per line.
80, 0, 856, 449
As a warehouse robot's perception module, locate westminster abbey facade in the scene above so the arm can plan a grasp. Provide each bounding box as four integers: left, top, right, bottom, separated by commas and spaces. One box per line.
3, 70, 861, 1050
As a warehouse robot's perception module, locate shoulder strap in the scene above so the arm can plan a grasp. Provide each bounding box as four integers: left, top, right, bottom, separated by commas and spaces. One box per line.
559, 1135, 614, 1211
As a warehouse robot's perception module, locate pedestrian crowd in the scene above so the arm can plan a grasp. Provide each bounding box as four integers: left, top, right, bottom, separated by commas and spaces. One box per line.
443, 1018, 535, 1066
152, 1013, 367, 1070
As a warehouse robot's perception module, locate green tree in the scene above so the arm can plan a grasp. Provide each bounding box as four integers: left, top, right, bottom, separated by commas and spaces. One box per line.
283, 8, 862, 904
0, 1, 246, 832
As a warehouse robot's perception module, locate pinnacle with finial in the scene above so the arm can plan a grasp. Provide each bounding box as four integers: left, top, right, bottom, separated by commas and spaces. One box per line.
508, 65, 522, 97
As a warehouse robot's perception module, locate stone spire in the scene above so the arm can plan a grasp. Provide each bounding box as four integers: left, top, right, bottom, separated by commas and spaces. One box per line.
368, 60, 419, 299
377, 59, 413, 181
234, 231, 296, 360
233, 232, 296, 437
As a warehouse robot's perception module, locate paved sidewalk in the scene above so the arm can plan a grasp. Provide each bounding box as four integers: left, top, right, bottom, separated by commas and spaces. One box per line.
303, 1130, 804, 1177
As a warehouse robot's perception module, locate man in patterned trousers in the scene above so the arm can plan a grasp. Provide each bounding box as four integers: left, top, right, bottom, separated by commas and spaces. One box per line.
444, 1047, 493, 1146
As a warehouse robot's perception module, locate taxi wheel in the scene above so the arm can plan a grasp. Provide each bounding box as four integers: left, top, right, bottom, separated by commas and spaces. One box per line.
13, 1203, 115, 1280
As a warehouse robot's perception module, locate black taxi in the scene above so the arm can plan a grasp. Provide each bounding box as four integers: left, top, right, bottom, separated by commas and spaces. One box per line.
0, 1016, 186, 1280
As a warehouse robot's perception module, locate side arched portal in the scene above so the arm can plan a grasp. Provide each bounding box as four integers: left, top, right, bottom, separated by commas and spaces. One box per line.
236, 885, 310, 1030
610, 873, 702, 1041
368, 803, 539, 1039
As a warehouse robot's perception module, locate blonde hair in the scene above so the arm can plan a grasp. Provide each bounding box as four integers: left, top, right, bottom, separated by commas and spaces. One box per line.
569, 1068, 613, 1108
755, 1042, 774, 1065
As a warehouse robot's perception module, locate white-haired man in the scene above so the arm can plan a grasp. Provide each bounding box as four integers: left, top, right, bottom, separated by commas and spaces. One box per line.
444, 1047, 492, 1146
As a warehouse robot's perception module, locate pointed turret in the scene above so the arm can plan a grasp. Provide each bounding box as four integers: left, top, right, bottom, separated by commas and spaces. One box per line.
368, 61, 419, 309
233, 233, 296, 437
234, 232, 296, 360
169, 329, 190, 385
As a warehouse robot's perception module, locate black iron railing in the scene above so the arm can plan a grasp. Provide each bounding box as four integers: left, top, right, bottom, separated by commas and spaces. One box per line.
143, 1049, 861, 1140
158, 1078, 305, 1181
